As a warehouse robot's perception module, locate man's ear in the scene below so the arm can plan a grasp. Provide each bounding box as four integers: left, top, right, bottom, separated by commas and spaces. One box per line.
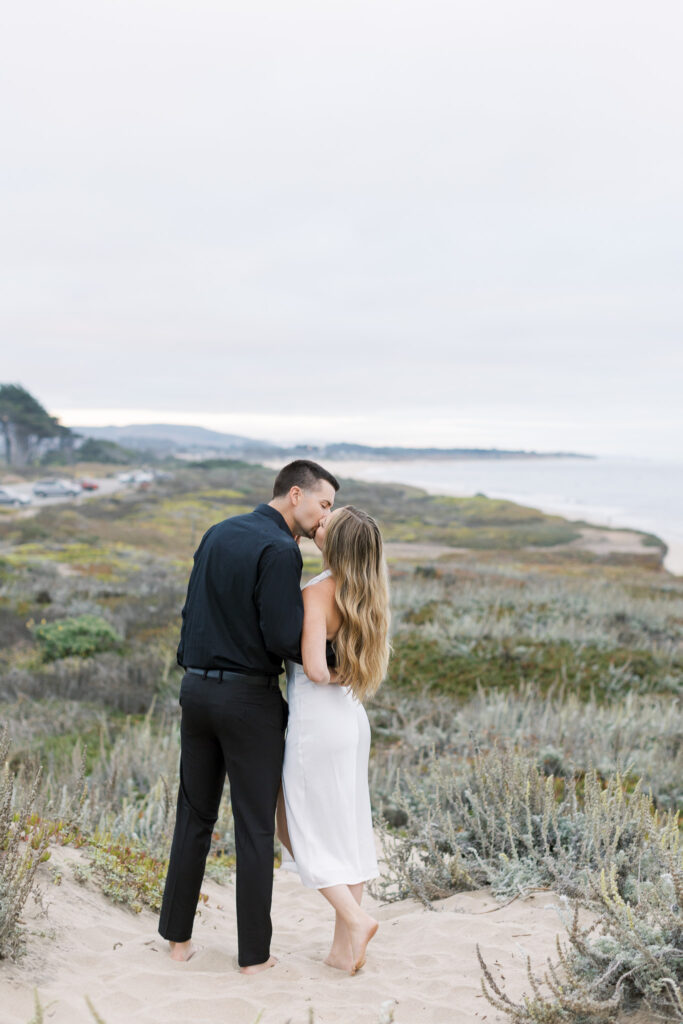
289, 485, 303, 507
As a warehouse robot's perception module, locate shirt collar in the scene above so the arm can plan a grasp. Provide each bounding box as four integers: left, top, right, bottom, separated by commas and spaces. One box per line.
254, 503, 296, 538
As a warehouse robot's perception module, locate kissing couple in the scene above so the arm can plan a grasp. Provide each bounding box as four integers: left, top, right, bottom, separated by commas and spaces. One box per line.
158, 460, 391, 975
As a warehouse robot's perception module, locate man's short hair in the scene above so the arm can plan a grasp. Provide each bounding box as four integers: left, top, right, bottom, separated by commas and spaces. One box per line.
272, 460, 340, 498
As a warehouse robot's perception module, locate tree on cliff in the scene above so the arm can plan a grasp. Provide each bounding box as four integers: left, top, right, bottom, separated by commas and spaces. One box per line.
0, 384, 66, 466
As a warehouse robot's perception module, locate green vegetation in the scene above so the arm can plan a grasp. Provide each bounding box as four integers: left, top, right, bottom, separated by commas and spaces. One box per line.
372, 741, 683, 1020
390, 618, 681, 702
79, 835, 167, 913
30, 614, 122, 661
70, 438, 134, 465
0, 383, 67, 468
388, 565, 683, 701
476, 780, 683, 1020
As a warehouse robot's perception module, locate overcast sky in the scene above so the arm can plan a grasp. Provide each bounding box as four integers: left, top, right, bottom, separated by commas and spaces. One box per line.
1, 0, 682, 457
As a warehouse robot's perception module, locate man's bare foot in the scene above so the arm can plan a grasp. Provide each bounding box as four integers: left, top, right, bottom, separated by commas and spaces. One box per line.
169, 940, 195, 962
348, 914, 378, 975
239, 955, 278, 975
324, 942, 354, 972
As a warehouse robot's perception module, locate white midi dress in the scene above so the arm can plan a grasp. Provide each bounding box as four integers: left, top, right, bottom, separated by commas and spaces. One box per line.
281, 570, 379, 889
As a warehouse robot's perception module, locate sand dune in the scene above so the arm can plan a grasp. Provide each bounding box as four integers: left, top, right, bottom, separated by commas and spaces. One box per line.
1, 845, 573, 1024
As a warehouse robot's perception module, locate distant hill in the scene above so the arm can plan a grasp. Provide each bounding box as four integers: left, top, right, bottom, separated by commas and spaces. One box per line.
70, 424, 591, 462
73, 424, 275, 456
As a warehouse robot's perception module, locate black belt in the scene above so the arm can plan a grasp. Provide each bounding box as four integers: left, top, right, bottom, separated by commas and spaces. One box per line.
185, 667, 279, 686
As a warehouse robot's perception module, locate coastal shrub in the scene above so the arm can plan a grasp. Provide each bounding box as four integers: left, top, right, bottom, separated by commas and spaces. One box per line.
29, 711, 236, 872
0, 603, 32, 650
368, 683, 683, 813
387, 569, 683, 701
81, 713, 236, 868
8, 707, 235, 883
371, 744, 674, 904
371, 740, 683, 1021
0, 727, 50, 959
1, 650, 173, 713
391, 570, 683, 660
0, 698, 118, 782
81, 714, 181, 858
2, 724, 170, 919
479, 818, 683, 1021
30, 614, 121, 661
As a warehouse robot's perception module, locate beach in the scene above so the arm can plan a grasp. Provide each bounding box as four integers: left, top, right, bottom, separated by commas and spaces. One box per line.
4, 844, 568, 1024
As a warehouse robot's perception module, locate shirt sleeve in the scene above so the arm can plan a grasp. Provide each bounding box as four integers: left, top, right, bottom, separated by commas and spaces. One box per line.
176, 525, 215, 668
255, 543, 304, 663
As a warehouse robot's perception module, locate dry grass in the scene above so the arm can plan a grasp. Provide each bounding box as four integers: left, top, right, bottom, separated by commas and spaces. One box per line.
0, 726, 50, 960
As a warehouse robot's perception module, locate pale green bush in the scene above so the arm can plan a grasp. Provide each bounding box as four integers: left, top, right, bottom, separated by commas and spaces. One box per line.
370, 740, 683, 1021
0, 727, 49, 959
480, 821, 683, 1020
368, 683, 683, 812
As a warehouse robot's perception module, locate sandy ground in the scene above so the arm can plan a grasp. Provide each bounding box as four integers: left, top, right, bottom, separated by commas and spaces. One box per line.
2, 845, 571, 1024
565, 526, 659, 558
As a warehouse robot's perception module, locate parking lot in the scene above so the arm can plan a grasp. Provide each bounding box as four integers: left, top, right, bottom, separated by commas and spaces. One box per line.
0, 474, 149, 509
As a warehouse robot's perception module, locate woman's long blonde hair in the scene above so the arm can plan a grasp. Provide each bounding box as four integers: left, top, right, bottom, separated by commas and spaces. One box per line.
323, 506, 391, 702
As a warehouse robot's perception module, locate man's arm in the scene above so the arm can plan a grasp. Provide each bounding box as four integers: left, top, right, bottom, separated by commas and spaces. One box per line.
175, 524, 215, 667
254, 543, 304, 663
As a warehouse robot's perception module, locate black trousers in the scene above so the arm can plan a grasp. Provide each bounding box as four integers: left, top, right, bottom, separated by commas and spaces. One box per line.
158, 670, 287, 966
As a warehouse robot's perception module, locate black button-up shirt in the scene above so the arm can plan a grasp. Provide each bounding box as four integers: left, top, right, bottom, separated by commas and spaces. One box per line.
177, 503, 304, 676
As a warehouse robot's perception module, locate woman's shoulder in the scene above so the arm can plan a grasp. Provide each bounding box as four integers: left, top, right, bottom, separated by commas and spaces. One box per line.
303, 571, 340, 617
303, 568, 333, 588
303, 571, 336, 601
303, 572, 341, 638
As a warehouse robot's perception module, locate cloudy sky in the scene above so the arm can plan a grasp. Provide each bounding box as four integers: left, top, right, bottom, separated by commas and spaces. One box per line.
2, 0, 682, 456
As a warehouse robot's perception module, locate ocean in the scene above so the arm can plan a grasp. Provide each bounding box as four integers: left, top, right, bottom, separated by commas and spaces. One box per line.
312, 456, 683, 576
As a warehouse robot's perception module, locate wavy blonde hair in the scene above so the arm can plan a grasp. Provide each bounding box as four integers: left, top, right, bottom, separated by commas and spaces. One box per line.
323, 506, 391, 702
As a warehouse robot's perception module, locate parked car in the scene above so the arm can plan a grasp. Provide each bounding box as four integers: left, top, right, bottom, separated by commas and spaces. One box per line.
0, 487, 31, 506
80, 478, 99, 491
33, 478, 81, 498
116, 469, 154, 484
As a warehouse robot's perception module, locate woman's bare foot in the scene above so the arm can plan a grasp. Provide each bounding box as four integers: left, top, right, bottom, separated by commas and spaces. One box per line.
318, 885, 377, 975
348, 913, 378, 975
325, 911, 353, 971
169, 940, 195, 962
324, 940, 354, 972
239, 955, 278, 975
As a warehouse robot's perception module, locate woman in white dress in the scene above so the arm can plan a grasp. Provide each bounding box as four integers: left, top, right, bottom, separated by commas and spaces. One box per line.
278, 506, 391, 975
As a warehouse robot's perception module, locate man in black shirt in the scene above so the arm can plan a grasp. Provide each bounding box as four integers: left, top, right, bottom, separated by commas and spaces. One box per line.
158, 460, 339, 972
